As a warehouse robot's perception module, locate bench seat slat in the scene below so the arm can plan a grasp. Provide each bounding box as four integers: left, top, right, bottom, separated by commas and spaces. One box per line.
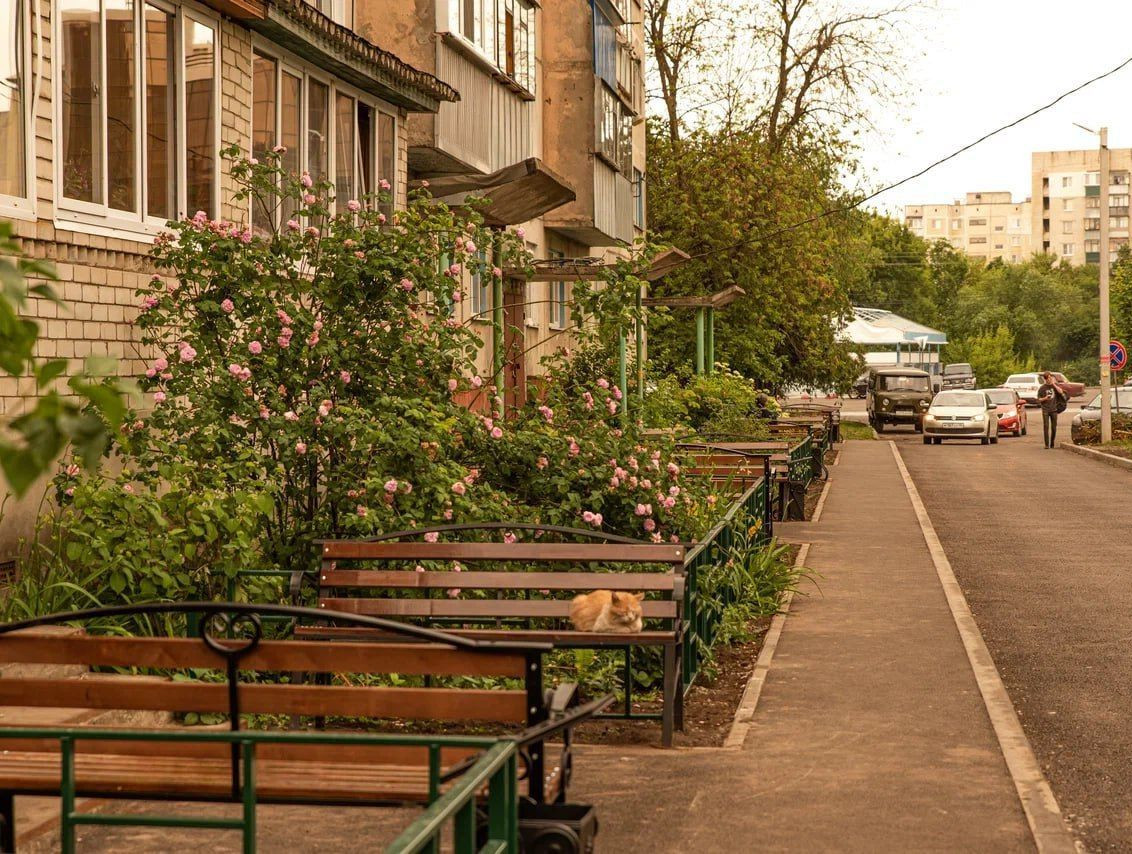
295, 626, 678, 645
318, 598, 678, 619
322, 542, 686, 564
0, 678, 527, 722
0, 735, 480, 768
0, 753, 436, 803
320, 570, 676, 592
0, 635, 526, 678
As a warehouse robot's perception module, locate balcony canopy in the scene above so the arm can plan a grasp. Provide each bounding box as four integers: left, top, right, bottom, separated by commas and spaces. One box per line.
413, 158, 576, 227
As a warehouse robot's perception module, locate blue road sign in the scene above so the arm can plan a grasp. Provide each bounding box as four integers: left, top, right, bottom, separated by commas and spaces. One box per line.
1111, 340, 1127, 371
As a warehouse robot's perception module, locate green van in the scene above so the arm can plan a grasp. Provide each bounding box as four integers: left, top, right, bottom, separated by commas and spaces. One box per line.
867, 367, 933, 433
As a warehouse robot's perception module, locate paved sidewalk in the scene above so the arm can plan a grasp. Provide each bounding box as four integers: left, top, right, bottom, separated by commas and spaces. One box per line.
574, 439, 1044, 852
51, 441, 1060, 852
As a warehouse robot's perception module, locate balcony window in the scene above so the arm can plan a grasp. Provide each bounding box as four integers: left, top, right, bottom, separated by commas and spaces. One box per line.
1, 0, 31, 211
1061, 243, 1074, 257
252, 50, 394, 228
57, 0, 219, 229
597, 85, 632, 174
458, 0, 535, 93
470, 250, 490, 318
593, 3, 617, 88
1111, 194, 1129, 208
1112, 216, 1130, 230
309, 0, 352, 29
1086, 172, 1099, 186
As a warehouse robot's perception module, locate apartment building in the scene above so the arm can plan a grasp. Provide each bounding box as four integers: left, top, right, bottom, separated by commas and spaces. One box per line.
364, 0, 647, 406
904, 192, 1032, 263
1032, 148, 1132, 266
0, 0, 455, 553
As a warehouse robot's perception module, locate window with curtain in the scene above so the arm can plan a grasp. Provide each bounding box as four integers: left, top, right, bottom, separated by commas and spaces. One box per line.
0, 0, 28, 203
251, 50, 393, 220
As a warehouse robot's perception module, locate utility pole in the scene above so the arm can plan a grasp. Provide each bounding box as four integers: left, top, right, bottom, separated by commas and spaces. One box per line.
1100, 128, 1113, 443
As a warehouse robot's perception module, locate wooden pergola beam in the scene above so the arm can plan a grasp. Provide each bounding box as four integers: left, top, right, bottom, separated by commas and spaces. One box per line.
641, 285, 746, 309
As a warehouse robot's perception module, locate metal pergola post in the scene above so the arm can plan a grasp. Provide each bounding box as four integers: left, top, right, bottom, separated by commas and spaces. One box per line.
618, 330, 628, 420
695, 308, 705, 375
705, 307, 715, 375
491, 234, 504, 416
635, 287, 644, 401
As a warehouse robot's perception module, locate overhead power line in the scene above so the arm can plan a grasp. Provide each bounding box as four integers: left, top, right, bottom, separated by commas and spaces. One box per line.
682, 53, 1132, 264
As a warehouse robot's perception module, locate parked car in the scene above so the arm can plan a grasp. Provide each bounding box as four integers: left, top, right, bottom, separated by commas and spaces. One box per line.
981, 388, 1026, 437
850, 371, 869, 399
867, 368, 933, 433
941, 362, 976, 391
1070, 388, 1132, 442
1002, 373, 1043, 405
922, 391, 999, 445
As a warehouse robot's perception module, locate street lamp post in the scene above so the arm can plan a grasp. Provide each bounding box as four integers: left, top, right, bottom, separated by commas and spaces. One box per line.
1076, 123, 1113, 443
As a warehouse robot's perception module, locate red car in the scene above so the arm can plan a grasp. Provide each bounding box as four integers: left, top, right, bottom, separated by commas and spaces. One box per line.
1048, 371, 1085, 398
983, 388, 1027, 437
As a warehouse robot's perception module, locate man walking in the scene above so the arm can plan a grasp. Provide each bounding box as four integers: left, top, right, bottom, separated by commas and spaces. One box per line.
1037, 372, 1066, 449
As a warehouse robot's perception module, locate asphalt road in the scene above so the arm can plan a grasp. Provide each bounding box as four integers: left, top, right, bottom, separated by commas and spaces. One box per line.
887, 415, 1132, 851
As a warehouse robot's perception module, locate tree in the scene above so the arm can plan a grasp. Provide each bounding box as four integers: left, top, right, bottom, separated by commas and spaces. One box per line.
942, 325, 1031, 388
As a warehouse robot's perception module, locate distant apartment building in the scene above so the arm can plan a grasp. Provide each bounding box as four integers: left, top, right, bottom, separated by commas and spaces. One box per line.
904, 192, 1032, 263
1032, 148, 1132, 266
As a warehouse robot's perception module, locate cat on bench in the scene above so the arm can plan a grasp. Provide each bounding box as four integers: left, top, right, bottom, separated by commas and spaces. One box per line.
569, 590, 643, 633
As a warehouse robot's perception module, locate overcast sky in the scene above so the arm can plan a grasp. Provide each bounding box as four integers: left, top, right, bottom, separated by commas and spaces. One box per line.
861, 0, 1132, 213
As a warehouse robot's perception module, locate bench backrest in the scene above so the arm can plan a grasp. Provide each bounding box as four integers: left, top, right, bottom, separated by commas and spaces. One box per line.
316, 534, 687, 631
0, 605, 544, 732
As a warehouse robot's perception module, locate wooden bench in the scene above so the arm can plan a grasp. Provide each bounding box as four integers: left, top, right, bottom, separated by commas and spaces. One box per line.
0, 602, 611, 852
296, 526, 689, 747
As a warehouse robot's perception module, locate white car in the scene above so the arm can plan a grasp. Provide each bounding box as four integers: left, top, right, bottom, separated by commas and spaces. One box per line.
1002, 373, 1043, 406
922, 391, 999, 445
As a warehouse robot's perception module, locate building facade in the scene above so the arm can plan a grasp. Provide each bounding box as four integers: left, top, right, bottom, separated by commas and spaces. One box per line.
904, 192, 1032, 263
0, 0, 454, 556
1031, 148, 1132, 266
362, 0, 647, 404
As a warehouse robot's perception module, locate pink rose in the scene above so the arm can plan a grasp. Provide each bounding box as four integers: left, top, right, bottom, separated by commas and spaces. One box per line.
491, 426, 503, 439
303, 193, 316, 205
153, 391, 166, 403
568, 441, 580, 457
356, 505, 368, 517
400, 278, 414, 291
347, 199, 361, 212
424, 532, 439, 543
465, 240, 477, 254
305, 226, 319, 239
379, 178, 391, 190
377, 214, 386, 224
635, 503, 648, 516
415, 564, 426, 573
643, 518, 656, 532
492, 267, 502, 278
145, 368, 156, 378
503, 532, 517, 544
609, 477, 620, 488
582, 511, 596, 524
384, 479, 399, 494
667, 463, 680, 476
295, 442, 307, 455
248, 341, 262, 355
537, 456, 548, 470
443, 508, 454, 520
340, 371, 351, 384
597, 378, 609, 389
452, 482, 467, 495
286, 219, 300, 231
284, 410, 299, 422
448, 378, 459, 392
300, 172, 313, 188
471, 375, 483, 388
154, 357, 169, 371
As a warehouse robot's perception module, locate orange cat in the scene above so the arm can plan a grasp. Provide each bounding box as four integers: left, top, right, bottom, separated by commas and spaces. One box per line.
569, 591, 643, 633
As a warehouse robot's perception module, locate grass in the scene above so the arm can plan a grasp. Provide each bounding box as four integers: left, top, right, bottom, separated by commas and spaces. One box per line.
839, 421, 876, 440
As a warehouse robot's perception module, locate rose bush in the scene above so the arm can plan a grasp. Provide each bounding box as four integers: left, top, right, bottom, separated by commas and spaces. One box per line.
18, 150, 723, 615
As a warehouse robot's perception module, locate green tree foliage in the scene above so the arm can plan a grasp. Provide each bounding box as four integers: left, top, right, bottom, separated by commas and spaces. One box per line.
858, 220, 1100, 383
942, 325, 1033, 388
644, 122, 863, 391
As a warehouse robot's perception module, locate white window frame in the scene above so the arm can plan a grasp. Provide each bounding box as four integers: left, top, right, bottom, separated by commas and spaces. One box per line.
52, 0, 221, 239
251, 36, 399, 222
1061, 243, 1074, 256
445, 0, 535, 95
469, 249, 490, 320
0, 0, 35, 219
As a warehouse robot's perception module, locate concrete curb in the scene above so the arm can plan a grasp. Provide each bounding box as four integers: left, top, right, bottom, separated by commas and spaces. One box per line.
1059, 440, 1132, 471
890, 442, 1078, 854
723, 470, 833, 750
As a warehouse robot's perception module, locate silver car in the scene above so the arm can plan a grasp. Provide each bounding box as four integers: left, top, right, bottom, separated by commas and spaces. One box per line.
1070, 388, 1132, 442
922, 391, 999, 445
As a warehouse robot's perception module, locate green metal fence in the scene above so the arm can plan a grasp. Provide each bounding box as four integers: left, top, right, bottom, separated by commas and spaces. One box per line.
680, 477, 771, 693
0, 727, 514, 854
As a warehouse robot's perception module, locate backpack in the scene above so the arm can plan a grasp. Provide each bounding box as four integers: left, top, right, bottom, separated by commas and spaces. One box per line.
1056, 387, 1068, 413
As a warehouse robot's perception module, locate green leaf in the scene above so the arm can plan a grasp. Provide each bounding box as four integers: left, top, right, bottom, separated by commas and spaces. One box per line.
36, 359, 69, 389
